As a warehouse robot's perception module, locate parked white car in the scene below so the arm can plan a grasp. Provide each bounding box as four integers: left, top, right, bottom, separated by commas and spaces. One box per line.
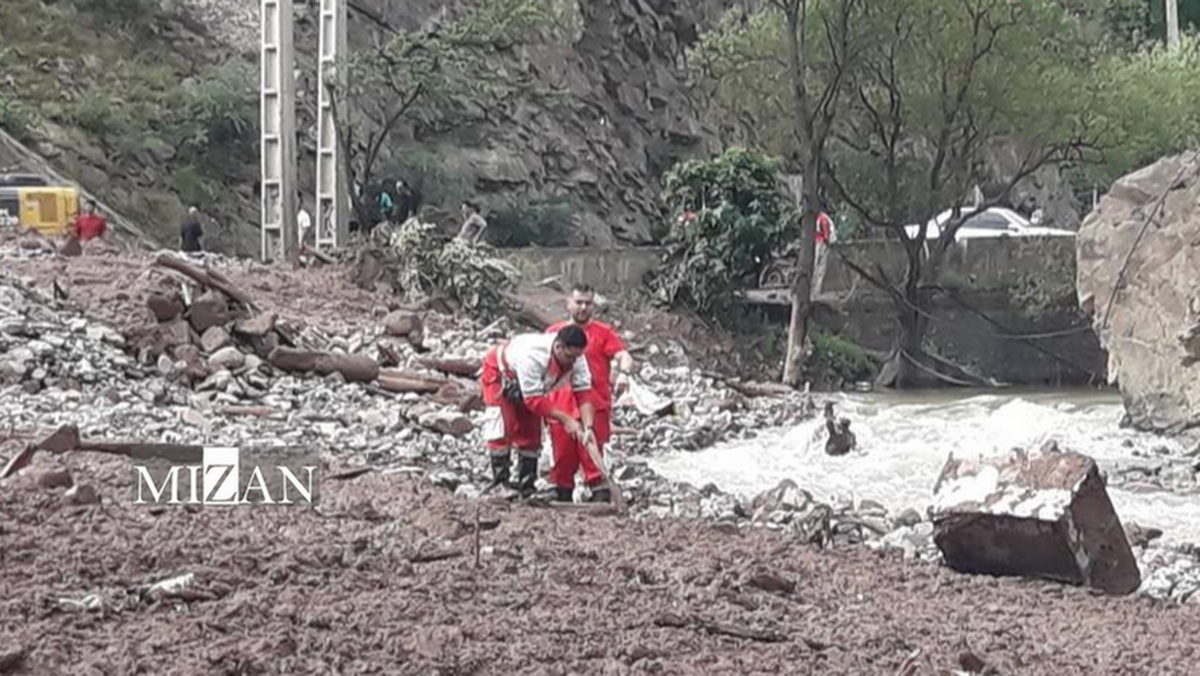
903, 207, 1075, 241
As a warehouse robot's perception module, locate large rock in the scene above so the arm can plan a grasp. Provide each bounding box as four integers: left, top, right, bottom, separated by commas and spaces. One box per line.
931, 442, 1140, 595
146, 292, 184, 322
188, 290, 231, 334
1077, 152, 1200, 432
199, 326, 232, 354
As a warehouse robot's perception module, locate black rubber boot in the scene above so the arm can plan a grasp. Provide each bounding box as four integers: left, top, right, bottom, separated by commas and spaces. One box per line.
554, 486, 574, 503
589, 486, 612, 504
515, 456, 538, 498
489, 453, 511, 487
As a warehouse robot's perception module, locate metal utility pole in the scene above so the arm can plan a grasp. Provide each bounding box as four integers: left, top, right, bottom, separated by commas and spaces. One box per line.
315, 0, 349, 251
1167, 0, 1180, 50
260, 0, 299, 263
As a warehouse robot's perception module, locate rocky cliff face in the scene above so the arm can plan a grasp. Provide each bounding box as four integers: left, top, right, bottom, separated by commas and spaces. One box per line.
314, 0, 721, 245
2, 0, 726, 249
1076, 151, 1200, 433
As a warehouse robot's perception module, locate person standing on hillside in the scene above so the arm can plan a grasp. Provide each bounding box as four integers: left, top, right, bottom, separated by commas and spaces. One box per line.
180, 206, 203, 253
545, 284, 634, 503
73, 200, 107, 241
457, 201, 488, 243
479, 325, 598, 497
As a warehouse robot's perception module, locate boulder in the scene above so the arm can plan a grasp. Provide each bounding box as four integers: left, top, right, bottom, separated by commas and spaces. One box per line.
931, 441, 1140, 595
147, 293, 184, 322
418, 412, 474, 437
208, 346, 246, 372
384, 310, 425, 347
188, 290, 231, 333
199, 326, 232, 354
234, 312, 277, 338
1077, 151, 1200, 432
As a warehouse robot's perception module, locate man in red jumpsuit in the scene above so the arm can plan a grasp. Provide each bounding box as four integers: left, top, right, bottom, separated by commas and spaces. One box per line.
479, 324, 597, 496
546, 284, 634, 503
73, 200, 108, 241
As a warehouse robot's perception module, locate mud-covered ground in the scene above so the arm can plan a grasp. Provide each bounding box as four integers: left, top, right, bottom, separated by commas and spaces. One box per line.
2, 448, 1197, 676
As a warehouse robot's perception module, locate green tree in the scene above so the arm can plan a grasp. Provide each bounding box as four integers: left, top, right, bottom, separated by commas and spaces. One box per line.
698, 0, 1107, 388
650, 148, 792, 324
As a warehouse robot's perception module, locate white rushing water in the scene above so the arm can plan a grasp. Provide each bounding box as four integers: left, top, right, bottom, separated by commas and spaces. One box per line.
649, 389, 1200, 544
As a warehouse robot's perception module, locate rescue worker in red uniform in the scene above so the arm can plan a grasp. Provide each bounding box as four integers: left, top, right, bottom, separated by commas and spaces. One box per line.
73, 200, 108, 241
546, 284, 634, 503
479, 324, 597, 496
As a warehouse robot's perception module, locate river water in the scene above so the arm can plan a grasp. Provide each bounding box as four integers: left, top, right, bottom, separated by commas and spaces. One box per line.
649, 388, 1200, 545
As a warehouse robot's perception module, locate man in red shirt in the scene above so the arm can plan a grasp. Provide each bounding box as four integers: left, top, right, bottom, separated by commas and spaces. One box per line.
546, 284, 634, 503
479, 325, 597, 496
73, 200, 107, 241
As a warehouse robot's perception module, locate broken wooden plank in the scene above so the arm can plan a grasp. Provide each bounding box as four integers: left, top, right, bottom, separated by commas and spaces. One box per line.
407, 549, 465, 564
327, 467, 376, 482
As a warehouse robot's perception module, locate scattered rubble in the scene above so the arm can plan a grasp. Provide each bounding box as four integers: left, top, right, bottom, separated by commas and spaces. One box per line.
5, 240, 1200, 614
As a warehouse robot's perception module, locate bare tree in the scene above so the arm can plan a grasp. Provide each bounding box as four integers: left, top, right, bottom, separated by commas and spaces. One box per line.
771, 0, 861, 387
823, 0, 1101, 387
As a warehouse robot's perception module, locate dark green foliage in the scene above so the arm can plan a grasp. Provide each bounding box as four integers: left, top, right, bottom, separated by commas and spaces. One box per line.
649, 148, 792, 325
811, 330, 875, 383
487, 196, 574, 248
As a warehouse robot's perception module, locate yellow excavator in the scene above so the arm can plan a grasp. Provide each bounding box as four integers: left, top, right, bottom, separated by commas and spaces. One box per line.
0, 173, 80, 237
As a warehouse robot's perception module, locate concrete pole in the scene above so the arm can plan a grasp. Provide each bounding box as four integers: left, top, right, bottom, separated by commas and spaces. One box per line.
1167, 0, 1180, 51
260, 0, 298, 263
315, 0, 349, 251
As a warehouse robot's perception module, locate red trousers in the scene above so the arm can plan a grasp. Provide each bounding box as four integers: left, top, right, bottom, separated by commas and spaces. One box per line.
481, 346, 542, 454
548, 408, 612, 488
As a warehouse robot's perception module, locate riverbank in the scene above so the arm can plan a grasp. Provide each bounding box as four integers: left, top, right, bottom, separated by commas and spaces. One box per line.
4, 454, 1200, 675
3, 234, 1200, 673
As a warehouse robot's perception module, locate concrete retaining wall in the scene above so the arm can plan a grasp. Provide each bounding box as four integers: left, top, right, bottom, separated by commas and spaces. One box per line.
501, 247, 664, 292
499, 238, 1100, 386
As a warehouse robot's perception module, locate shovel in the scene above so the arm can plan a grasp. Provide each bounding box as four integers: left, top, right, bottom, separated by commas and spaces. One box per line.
581, 430, 625, 511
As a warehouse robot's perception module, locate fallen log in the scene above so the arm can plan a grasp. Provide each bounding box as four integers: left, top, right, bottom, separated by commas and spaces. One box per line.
268, 347, 380, 383
377, 374, 442, 394
418, 357, 482, 378
378, 368, 450, 388
216, 405, 282, 420
154, 252, 259, 312
79, 442, 205, 463
505, 293, 559, 330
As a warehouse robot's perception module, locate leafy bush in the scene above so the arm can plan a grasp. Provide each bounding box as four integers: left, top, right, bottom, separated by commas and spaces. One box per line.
172, 63, 257, 159
387, 219, 521, 316
173, 167, 218, 206
487, 196, 574, 247
811, 331, 875, 384
75, 0, 157, 25
0, 93, 31, 140
649, 147, 792, 324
